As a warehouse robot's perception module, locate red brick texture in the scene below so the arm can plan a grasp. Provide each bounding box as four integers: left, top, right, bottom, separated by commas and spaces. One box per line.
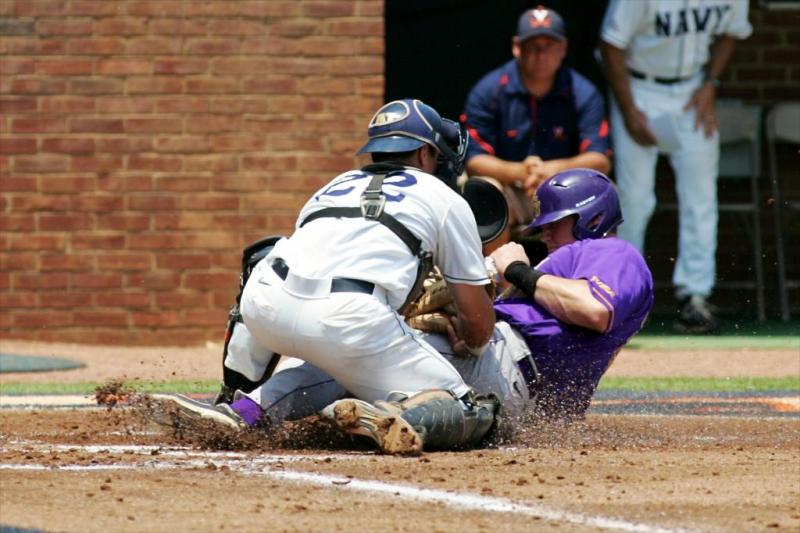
719, 7, 800, 103
1, 0, 384, 344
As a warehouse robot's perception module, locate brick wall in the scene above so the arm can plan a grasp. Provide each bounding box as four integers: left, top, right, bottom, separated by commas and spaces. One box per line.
0, 0, 384, 345
719, 5, 800, 103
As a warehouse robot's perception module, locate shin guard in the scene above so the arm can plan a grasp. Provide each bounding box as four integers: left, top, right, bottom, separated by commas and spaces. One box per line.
397, 390, 499, 450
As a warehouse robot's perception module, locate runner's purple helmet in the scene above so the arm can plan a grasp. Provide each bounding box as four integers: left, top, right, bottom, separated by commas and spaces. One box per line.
528, 168, 623, 240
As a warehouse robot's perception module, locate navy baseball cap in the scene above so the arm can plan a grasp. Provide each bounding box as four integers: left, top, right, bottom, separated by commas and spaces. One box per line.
516, 5, 566, 42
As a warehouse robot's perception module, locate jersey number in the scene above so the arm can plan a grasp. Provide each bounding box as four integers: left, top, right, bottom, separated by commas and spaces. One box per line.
316, 171, 417, 202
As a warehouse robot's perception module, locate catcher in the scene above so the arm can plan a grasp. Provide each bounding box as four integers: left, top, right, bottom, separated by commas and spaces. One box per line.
155, 98, 502, 455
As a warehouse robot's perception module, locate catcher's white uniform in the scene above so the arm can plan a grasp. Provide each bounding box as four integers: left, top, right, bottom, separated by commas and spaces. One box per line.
237, 166, 490, 406
225, 320, 533, 423
601, 0, 751, 298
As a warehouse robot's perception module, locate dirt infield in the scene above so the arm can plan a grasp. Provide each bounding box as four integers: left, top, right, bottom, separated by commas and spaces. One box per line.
1, 340, 799, 532
1, 407, 798, 532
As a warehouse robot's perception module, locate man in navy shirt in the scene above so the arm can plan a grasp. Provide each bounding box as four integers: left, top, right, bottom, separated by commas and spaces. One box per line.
462, 6, 611, 244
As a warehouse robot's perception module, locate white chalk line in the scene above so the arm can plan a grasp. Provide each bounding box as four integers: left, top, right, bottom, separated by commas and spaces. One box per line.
0, 442, 695, 533
264, 469, 693, 533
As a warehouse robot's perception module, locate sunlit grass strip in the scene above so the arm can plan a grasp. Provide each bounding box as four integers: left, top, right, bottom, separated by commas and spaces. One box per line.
0, 380, 220, 396
598, 376, 800, 392
626, 335, 800, 350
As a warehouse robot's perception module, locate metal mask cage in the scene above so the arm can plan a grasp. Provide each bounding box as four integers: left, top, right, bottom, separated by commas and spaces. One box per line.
433, 120, 469, 185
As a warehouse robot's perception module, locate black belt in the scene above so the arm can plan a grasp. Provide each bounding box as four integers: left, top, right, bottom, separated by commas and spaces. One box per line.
628, 68, 692, 85
271, 259, 375, 295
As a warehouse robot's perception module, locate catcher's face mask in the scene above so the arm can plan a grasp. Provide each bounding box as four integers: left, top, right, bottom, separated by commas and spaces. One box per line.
433, 118, 468, 190
460, 178, 508, 244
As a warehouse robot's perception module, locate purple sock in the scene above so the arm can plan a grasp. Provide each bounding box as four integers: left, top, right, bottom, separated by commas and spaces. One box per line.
230, 396, 263, 426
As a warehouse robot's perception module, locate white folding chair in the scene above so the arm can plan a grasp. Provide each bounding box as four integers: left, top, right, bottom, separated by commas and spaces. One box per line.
714, 103, 765, 322
766, 102, 800, 321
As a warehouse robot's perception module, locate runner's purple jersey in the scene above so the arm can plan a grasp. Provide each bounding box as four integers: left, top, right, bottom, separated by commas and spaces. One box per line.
494, 237, 653, 416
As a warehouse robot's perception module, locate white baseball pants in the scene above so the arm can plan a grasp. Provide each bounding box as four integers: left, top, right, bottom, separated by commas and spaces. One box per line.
225, 318, 533, 422
239, 258, 472, 406
610, 74, 720, 298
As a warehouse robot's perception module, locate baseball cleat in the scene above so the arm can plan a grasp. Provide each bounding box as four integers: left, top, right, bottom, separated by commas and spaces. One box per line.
149, 393, 246, 432
674, 295, 721, 334
321, 399, 423, 456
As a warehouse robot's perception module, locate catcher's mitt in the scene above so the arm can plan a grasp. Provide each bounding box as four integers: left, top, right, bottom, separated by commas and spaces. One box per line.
404, 267, 496, 334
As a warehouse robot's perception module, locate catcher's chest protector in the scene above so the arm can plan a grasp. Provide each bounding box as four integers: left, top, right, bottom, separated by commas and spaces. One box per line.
299, 164, 433, 312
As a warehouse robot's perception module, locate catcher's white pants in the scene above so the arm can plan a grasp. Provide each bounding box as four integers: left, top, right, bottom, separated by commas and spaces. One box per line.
239, 258, 471, 405
226, 319, 532, 422
610, 73, 719, 298
423, 321, 532, 417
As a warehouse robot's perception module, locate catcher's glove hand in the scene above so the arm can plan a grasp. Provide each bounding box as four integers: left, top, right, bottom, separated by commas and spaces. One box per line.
404, 268, 496, 335
406, 312, 452, 335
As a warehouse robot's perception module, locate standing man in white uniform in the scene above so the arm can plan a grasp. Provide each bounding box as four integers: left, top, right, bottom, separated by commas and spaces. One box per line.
156, 99, 500, 455
599, 0, 752, 333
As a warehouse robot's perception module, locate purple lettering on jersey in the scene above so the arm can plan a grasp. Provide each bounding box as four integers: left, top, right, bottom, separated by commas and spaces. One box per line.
494, 237, 653, 417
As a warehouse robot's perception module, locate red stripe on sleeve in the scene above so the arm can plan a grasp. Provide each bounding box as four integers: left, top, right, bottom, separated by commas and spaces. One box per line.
467, 126, 496, 156
579, 139, 591, 153
599, 119, 609, 138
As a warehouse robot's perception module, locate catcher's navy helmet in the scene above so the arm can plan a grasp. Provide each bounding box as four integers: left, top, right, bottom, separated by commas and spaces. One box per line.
528, 168, 622, 240
357, 99, 468, 185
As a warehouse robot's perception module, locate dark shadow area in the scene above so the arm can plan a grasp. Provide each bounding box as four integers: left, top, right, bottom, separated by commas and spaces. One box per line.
385, 0, 610, 120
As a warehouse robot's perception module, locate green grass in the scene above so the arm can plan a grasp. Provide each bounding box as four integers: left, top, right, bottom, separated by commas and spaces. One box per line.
0, 379, 220, 396
630, 316, 800, 350
626, 335, 799, 350
2, 376, 798, 396
598, 376, 800, 392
